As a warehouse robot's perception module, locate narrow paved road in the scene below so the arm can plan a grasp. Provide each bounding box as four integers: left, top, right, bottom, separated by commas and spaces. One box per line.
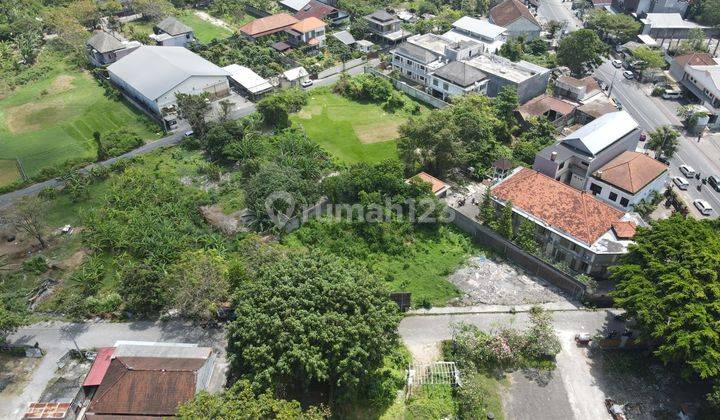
594, 60, 720, 215
537, 0, 582, 32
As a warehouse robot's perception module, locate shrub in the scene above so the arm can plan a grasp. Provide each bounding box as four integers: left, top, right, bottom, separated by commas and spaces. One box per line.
38, 187, 57, 200
22, 256, 48, 274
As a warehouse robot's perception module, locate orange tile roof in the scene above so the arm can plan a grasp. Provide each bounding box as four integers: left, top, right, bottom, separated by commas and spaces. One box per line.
409, 172, 450, 194
593, 151, 668, 194
24, 403, 71, 419
239, 13, 299, 37
291, 16, 326, 33
490, 0, 539, 28
518, 94, 576, 119
674, 52, 716, 68
492, 168, 625, 245
611, 221, 636, 239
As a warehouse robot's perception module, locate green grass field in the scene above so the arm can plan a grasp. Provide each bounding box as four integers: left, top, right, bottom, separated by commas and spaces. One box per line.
0, 56, 160, 186
291, 89, 414, 163
177, 12, 233, 44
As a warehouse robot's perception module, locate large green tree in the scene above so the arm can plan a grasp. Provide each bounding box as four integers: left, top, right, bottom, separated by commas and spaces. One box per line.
397, 94, 504, 176
647, 125, 679, 159
556, 29, 607, 75
611, 216, 720, 389
585, 9, 641, 43
178, 380, 327, 419
226, 251, 402, 404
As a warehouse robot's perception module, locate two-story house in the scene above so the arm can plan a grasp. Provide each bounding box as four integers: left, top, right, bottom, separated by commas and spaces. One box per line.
586, 151, 669, 211
287, 17, 327, 47
492, 167, 643, 278
429, 61, 489, 100
442, 16, 507, 54
150, 17, 195, 47
489, 0, 541, 40
676, 57, 720, 129
391, 33, 481, 85
364, 10, 411, 44
532, 111, 641, 190
86, 31, 140, 67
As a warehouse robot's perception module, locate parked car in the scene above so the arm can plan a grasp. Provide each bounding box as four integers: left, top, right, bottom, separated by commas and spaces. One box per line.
662, 89, 682, 99
679, 165, 696, 178
656, 153, 669, 164
673, 176, 690, 190
708, 175, 720, 192
301, 79, 313, 88
694, 199, 713, 215
623, 70, 634, 79
184, 130, 194, 137
612, 59, 623, 68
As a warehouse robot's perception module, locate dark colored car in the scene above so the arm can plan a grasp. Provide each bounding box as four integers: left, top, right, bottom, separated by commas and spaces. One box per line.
708, 175, 720, 192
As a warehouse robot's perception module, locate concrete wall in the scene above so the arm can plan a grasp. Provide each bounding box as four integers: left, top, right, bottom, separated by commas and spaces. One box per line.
317, 57, 365, 78
586, 171, 668, 210
155, 75, 230, 112
504, 17, 541, 40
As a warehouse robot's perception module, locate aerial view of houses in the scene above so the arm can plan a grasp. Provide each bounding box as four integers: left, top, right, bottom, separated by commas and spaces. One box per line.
2, 0, 720, 419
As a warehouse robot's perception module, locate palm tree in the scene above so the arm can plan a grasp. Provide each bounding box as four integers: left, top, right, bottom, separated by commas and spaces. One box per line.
647, 125, 680, 160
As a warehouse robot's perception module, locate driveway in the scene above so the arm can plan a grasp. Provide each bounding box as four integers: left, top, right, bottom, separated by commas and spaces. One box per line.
399, 310, 623, 420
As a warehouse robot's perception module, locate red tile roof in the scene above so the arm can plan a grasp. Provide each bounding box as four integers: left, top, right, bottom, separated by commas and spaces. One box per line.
492, 168, 625, 245
294, 0, 337, 20
239, 13, 299, 37
518, 94, 576, 120
290, 16, 326, 33
88, 357, 206, 417
83, 347, 115, 387
612, 221, 636, 239
24, 403, 71, 419
489, 0, 539, 28
674, 52, 716, 68
409, 172, 450, 194
593, 151, 668, 194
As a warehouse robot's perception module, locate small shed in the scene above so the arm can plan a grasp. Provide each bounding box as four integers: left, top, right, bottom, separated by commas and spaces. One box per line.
356, 39, 374, 52
492, 158, 514, 181
223, 64, 274, 98
332, 30, 356, 46
281, 66, 310, 87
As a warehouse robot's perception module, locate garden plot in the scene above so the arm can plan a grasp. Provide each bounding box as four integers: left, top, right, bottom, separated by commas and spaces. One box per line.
448, 255, 570, 306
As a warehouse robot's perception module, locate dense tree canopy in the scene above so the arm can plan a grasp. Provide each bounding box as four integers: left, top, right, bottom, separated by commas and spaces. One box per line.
256, 88, 308, 128
611, 216, 720, 383
397, 94, 508, 177
556, 29, 607, 75
584, 9, 641, 44
226, 251, 402, 404
178, 381, 328, 419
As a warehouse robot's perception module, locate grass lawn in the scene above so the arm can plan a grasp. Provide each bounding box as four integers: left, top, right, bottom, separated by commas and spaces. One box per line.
0, 54, 161, 187
284, 223, 482, 307
177, 11, 233, 44
291, 88, 416, 163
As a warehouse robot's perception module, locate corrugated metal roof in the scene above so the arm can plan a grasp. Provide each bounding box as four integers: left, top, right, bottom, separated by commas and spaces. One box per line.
452, 16, 506, 39
83, 347, 116, 387
223, 64, 273, 93
107, 46, 228, 101
156, 16, 192, 36
561, 111, 638, 157
280, 0, 310, 11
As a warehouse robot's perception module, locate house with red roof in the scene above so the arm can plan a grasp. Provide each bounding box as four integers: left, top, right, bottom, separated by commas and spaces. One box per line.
489, 0, 541, 40
491, 167, 643, 277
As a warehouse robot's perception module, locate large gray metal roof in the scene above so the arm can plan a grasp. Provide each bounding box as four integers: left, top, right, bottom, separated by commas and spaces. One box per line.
561, 111, 638, 157
107, 46, 228, 100
87, 31, 124, 53
433, 61, 487, 87
156, 16, 193, 36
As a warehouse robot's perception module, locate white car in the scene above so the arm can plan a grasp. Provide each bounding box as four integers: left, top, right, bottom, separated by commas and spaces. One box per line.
612, 59, 623, 68
673, 176, 690, 190
694, 199, 713, 215
623, 70, 634, 79
184, 130, 194, 137
679, 164, 696, 178
301, 79, 313, 88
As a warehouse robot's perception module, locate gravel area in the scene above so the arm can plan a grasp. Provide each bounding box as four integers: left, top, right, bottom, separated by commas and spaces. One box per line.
448, 255, 571, 306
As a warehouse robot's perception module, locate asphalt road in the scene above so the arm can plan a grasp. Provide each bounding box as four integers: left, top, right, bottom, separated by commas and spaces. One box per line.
537, 0, 582, 31
594, 60, 720, 216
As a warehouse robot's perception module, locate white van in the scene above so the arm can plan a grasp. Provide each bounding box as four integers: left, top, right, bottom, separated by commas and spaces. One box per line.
662, 89, 682, 99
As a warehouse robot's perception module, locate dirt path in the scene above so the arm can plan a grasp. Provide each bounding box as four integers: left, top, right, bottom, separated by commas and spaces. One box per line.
194, 11, 234, 31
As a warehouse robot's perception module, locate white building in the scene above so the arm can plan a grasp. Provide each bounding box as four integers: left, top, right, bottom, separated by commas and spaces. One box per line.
150, 17, 195, 47
223, 64, 273, 98
464, 54, 550, 103
533, 111, 641, 190
442, 16, 507, 54
281, 66, 310, 87
586, 151, 669, 210
108, 46, 229, 124
391, 33, 482, 85
429, 61, 488, 100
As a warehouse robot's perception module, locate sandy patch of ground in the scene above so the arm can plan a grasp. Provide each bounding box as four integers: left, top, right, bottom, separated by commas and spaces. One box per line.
0, 354, 41, 399
193, 10, 233, 31
48, 75, 75, 93
448, 255, 570, 306
200, 204, 250, 234
296, 104, 323, 119
3, 100, 72, 134
354, 120, 401, 144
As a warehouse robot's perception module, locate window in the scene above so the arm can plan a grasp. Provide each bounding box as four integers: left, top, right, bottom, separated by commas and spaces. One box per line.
443, 82, 449, 90
581, 161, 589, 167
589, 183, 602, 195
558, 162, 565, 169
620, 197, 629, 207
419, 65, 425, 70
406, 59, 412, 65
433, 79, 438, 86
609, 192, 618, 202
579, 261, 589, 273
419, 76, 424, 82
